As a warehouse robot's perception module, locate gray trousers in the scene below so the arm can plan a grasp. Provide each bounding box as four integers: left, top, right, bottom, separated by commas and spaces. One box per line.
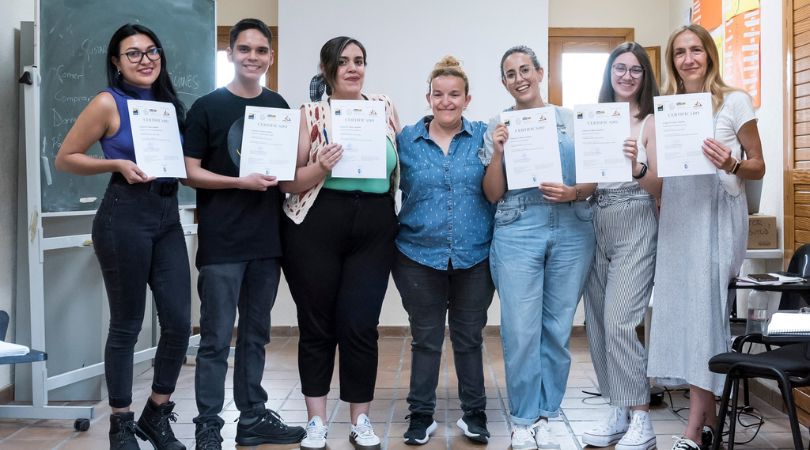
583, 186, 657, 407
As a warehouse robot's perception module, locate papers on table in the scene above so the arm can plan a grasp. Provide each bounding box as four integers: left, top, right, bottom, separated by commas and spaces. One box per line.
127, 100, 187, 178
736, 273, 806, 286
501, 107, 562, 190
573, 103, 631, 183
0, 340, 29, 357
768, 312, 810, 335
239, 106, 299, 180
330, 100, 387, 179
654, 93, 715, 177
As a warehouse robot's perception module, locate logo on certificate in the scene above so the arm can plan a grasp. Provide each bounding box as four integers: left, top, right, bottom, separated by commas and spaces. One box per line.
334, 108, 342, 116
132, 108, 140, 116
656, 104, 664, 112
248, 113, 255, 120
576, 112, 583, 119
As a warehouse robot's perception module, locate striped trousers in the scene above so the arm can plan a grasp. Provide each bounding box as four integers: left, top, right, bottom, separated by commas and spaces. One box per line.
583, 186, 657, 406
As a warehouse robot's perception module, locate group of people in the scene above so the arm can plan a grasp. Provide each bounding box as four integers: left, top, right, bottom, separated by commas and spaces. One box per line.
54, 16, 765, 450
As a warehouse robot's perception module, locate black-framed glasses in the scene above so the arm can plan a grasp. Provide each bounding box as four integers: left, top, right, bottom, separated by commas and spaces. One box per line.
121, 47, 162, 63
612, 64, 644, 79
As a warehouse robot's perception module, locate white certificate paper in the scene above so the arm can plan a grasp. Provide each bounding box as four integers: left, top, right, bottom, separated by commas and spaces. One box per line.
654, 93, 716, 177
239, 106, 300, 180
127, 100, 186, 178
501, 107, 563, 189
330, 100, 386, 178
573, 103, 631, 183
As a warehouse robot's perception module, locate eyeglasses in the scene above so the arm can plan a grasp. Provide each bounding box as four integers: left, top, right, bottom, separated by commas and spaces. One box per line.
612, 64, 644, 79
120, 47, 162, 63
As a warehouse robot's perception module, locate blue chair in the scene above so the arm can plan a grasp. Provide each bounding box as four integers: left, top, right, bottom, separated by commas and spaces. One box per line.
0, 311, 46, 366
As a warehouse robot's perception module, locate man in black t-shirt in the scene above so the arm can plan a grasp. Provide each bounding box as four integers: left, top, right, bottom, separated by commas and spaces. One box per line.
182, 19, 304, 450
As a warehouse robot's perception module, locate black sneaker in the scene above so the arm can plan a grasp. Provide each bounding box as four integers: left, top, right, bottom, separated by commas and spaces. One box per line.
403, 412, 438, 445
456, 409, 490, 443
235, 408, 306, 445
136, 400, 185, 450
109, 412, 141, 450
194, 419, 224, 450
699, 425, 715, 450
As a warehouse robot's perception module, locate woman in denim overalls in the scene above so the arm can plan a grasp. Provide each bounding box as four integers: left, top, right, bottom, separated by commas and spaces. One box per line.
481, 45, 596, 450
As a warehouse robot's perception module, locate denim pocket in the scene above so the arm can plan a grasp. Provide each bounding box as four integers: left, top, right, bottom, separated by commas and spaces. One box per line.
494, 206, 521, 226
573, 201, 594, 222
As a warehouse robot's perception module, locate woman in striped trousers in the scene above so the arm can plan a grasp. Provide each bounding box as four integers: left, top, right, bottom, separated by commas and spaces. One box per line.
581, 42, 662, 450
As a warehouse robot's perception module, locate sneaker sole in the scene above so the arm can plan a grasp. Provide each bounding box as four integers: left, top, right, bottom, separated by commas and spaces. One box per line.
235, 430, 307, 446
301, 442, 327, 450
404, 421, 438, 445
615, 436, 656, 450
581, 432, 625, 447
456, 418, 489, 443
350, 435, 381, 450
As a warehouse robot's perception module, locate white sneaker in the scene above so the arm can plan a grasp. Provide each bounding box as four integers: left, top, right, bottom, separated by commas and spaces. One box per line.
301, 416, 328, 450
534, 419, 560, 450
350, 414, 381, 450
511, 423, 537, 450
581, 406, 630, 447
616, 411, 656, 450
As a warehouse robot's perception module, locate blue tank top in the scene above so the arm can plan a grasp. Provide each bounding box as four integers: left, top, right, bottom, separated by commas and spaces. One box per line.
99, 85, 155, 162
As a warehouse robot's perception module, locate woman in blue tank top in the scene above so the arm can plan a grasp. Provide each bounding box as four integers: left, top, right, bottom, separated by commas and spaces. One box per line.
55, 24, 190, 450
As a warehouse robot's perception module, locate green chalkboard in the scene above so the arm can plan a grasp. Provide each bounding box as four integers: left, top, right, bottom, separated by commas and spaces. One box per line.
39, 0, 215, 212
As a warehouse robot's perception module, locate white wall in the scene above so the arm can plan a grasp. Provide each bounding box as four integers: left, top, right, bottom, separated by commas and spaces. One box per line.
0, 0, 35, 390
550, 0, 673, 48
216, 0, 276, 26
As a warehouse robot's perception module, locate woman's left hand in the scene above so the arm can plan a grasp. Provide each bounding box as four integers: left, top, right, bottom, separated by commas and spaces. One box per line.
540, 182, 575, 202
703, 138, 735, 171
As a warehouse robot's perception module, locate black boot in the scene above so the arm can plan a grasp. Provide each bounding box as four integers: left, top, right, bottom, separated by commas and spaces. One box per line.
109, 411, 141, 450
136, 399, 186, 450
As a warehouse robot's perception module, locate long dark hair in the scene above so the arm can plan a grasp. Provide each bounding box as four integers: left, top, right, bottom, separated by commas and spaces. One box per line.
106, 23, 185, 128
598, 42, 658, 119
319, 36, 367, 96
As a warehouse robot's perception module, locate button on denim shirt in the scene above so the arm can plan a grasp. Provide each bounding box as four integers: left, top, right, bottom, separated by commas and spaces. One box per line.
396, 116, 495, 270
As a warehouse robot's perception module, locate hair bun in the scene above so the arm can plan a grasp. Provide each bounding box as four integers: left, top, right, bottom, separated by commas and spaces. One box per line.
434, 55, 462, 71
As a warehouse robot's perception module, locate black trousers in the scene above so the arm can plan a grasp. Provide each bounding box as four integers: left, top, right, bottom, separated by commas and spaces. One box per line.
282, 189, 397, 403
92, 175, 191, 408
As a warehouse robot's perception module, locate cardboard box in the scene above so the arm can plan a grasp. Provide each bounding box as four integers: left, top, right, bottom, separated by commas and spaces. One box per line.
748, 215, 778, 249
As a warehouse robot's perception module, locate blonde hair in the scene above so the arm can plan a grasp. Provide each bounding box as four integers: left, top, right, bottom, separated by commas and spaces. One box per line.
662, 24, 740, 110
428, 55, 469, 95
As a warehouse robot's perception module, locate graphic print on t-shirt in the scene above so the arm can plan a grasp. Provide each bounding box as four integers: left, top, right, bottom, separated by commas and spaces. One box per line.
226, 117, 245, 169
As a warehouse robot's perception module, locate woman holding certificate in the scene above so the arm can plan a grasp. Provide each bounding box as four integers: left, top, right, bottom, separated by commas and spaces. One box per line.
482, 45, 596, 450
281, 36, 399, 450
393, 56, 494, 445
580, 42, 661, 450
55, 24, 190, 450
646, 24, 765, 450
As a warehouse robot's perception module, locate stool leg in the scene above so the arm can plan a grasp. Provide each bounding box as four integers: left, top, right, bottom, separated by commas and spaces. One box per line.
728, 377, 740, 450
714, 375, 734, 450
776, 373, 803, 450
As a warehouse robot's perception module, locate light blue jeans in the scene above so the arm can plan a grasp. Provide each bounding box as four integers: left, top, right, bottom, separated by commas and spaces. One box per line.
490, 188, 595, 424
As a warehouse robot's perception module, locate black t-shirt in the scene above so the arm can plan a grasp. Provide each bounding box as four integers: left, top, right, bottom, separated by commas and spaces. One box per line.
184, 87, 290, 267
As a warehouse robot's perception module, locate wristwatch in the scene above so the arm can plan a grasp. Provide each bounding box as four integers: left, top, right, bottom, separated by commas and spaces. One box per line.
727, 158, 741, 175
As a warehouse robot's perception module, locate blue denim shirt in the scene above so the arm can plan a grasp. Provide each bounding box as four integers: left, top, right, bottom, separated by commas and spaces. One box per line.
396, 116, 495, 270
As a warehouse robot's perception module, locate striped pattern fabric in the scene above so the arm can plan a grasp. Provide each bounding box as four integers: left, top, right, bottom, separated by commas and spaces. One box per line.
583, 185, 658, 406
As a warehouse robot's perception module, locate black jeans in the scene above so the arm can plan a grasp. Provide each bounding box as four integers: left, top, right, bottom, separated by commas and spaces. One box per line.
282, 189, 398, 403
391, 250, 494, 415
194, 258, 280, 422
92, 175, 191, 409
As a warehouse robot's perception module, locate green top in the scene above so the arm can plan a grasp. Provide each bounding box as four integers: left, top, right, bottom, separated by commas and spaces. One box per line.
323, 138, 397, 193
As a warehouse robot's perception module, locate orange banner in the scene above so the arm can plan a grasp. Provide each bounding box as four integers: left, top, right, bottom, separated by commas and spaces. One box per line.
692, 0, 723, 31
723, 9, 761, 107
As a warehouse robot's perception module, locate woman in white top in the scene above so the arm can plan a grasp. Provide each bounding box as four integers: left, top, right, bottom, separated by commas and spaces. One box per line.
647, 24, 765, 450
581, 42, 661, 450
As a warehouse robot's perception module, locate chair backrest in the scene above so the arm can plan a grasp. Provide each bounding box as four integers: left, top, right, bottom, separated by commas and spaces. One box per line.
0, 311, 8, 341
781, 243, 810, 309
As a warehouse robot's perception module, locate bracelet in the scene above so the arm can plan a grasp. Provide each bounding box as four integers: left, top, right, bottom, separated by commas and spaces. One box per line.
632, 162, 648, 179
574, 186, 584, 201
729, 158, 742, 175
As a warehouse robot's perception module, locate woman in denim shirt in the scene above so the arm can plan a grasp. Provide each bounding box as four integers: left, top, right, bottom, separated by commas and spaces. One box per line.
482, 45, 596, 450
393, 56, 495, 446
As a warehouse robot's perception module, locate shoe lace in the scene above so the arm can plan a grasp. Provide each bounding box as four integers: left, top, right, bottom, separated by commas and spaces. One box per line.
156, 411, 178, 436
405, 413, 433, 429
259, 409, 289, 429
534, 421, 552, 443
592, 407, 624, 433
196, 425, 223, 448
466, 409, 487, 428
672, 436, 700, 450
512, 424, 535, 443
353, 420, 375, 439
112, 419, 139, 448
622, 414, 645, 442
305, 420, 328, 440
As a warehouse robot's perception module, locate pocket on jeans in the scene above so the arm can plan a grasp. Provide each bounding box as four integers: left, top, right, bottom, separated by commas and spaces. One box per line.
494, 207, 521, 226
573, 201, 594, 222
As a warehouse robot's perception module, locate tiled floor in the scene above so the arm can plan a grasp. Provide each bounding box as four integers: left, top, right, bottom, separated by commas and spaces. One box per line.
0, 331, 806, 449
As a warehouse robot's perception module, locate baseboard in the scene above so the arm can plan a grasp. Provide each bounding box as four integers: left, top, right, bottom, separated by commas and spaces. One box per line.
193, 324, 588, 338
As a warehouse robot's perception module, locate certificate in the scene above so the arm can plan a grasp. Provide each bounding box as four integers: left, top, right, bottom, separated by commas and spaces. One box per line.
501, 107, 563, 189
654, 93, 716, 177
330, 100, 387, 178
573, 103, 631, 183
127, 100, 186, 178
239, 106, 300, 180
